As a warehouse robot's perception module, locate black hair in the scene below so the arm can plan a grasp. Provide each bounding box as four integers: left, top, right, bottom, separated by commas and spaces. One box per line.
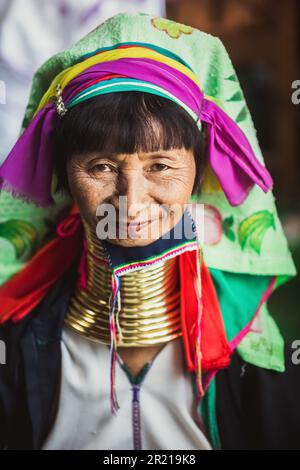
53, 91, 206, 196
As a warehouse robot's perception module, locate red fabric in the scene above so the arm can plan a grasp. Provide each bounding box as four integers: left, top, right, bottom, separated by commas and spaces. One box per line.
179, 251, 231, 373
0, 206, 231, 372
0, 207, 83, 324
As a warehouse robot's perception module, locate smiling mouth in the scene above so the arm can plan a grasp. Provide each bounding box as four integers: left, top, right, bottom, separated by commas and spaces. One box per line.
118, 220, 151, 229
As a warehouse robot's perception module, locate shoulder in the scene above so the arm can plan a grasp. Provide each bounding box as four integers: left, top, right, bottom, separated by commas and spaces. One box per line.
0, 263, 78, 351
0, 265, 78, 449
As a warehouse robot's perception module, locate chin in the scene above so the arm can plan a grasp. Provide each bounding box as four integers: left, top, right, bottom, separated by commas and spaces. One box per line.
107, 227, 164, 247
106, 236, 159, 247
95, 216, 177, 246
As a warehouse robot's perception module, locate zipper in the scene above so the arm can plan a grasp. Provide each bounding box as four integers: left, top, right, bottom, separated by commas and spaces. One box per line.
132, 385, 142, 450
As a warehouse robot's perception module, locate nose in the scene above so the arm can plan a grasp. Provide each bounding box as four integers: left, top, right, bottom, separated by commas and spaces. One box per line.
116, 170, 149, 220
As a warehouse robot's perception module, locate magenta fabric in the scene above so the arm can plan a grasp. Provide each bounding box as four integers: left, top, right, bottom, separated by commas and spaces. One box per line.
0, 104, 56, 205
66, 58, 203, 114
200, 99, 273, 205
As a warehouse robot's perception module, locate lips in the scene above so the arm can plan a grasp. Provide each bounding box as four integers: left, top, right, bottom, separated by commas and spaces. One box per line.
129, 221, 149, 226
118, 220, 150, 225
116, 219, 160, 235
118, 220, 149, 230
118, 220, 150, 226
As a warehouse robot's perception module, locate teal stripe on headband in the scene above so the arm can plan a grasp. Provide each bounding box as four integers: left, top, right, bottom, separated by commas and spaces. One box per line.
68, 77, 170, 105
67, 77, 199, 122
79, 41, 193, 71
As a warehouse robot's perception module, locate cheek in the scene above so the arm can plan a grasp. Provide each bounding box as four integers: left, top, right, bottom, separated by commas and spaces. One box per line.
67, 169, 115, 221
158, 168, 196, 205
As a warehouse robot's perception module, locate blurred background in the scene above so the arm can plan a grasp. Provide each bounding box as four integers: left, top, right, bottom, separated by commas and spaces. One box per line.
0, 0, 299, 337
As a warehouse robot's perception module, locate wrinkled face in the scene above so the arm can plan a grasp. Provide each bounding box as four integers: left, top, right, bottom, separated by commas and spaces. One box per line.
67, 148, 196, 247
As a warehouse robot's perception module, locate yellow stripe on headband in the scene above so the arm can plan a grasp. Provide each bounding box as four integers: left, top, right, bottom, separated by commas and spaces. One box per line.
35, 46, 201, 115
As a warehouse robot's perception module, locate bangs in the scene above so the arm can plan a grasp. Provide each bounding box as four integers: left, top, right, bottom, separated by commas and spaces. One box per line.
53, 91, 204, 194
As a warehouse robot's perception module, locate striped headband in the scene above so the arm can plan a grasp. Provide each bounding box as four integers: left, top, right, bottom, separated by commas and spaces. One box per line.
0, 43, 273, 206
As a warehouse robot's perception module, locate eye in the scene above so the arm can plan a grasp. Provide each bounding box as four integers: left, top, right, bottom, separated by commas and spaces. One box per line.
150, 163, 170, 172
90, 163, 115, 173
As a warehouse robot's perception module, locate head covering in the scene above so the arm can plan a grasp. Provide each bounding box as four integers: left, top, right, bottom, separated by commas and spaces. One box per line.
0, 29, 272, 207
0, 12, 297, 425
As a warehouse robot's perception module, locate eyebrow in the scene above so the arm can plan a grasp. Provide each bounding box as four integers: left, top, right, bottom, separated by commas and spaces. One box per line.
89, 151, 181, 161
145, 152, 180, 161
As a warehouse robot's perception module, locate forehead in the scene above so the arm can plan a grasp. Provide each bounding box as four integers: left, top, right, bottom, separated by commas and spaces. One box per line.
85, 149, 190, 161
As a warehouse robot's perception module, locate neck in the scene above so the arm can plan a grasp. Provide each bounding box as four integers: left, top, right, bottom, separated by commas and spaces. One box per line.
64, 220, 183, 347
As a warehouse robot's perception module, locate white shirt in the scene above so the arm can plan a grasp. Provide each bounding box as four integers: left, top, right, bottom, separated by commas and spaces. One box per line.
42, 325, 212, 450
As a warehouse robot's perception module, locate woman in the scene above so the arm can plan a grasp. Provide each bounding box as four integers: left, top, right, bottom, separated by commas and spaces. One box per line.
0, 12, 298, 450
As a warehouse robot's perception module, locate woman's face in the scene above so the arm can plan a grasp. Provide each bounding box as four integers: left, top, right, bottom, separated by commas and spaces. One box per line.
67, 147, 196, 247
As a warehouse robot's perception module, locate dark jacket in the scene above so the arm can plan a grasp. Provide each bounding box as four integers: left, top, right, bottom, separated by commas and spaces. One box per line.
0, 264, 299, 450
